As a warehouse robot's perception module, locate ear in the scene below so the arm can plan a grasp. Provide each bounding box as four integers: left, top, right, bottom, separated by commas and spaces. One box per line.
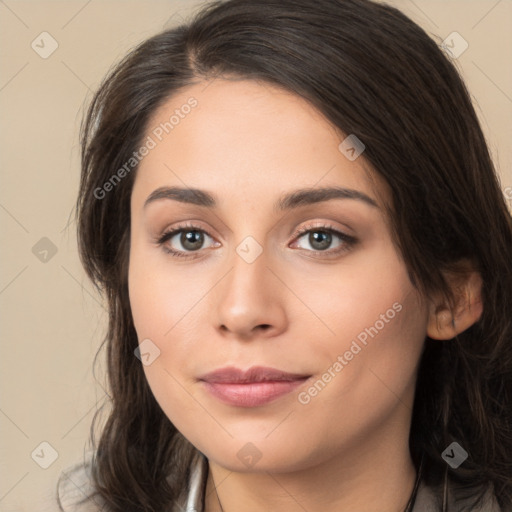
426, 266, 484, 340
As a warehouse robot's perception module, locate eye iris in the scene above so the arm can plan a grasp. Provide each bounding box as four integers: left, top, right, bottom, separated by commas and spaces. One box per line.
309, 230, 331, 250
181, 230, 203, 251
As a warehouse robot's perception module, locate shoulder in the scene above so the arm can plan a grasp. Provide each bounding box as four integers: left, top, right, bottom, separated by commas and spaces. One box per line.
414, 470, 505, 512
56, 454, 106, 512
447, 481, 506, 512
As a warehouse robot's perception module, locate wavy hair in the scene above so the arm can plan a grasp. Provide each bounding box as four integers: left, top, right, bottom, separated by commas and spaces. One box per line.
68, 0, 512, 510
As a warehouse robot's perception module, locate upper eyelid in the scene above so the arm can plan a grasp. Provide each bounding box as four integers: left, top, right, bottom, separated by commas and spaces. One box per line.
158, 222, 353, 246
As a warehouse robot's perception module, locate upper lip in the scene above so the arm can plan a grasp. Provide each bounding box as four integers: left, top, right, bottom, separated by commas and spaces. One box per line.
198, 366, 311, 384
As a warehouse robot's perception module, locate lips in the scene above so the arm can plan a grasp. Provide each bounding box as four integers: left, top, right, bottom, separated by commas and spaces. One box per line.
198, 365, 310, 384
198, 366, 311, 407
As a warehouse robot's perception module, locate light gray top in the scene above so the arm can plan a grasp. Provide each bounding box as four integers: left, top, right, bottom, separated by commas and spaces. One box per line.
52, 452, 504, 512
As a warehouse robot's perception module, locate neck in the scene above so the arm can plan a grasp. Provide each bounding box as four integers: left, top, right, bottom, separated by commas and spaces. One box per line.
204, 418, 418, 512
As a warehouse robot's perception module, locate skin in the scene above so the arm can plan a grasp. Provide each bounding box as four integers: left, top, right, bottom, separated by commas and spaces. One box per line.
128, 78, 483, 512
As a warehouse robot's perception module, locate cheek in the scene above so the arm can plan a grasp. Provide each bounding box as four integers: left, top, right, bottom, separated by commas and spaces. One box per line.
297, 247, 428, 409
128, 235, 198, 345
127, 240, 212, 388
290, 262, 427, 452
295, 245, 425, 362
128, 246, 209, 435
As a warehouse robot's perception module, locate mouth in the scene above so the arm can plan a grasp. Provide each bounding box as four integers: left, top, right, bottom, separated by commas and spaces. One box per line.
198, 366, 311, 407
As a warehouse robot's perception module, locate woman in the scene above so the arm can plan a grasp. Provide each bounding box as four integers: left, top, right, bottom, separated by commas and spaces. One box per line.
57, 0, 512, 510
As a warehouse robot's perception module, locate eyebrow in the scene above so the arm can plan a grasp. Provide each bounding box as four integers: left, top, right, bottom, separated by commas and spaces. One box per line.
143, 185, 379, 211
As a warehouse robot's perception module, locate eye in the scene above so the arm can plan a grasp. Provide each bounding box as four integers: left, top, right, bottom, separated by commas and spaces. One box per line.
157, 222, 218, 259
156, 222, 357, 259
291, 223, 357, 257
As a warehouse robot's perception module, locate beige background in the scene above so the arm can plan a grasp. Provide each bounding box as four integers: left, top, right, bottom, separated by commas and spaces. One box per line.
0, 1, 511, 510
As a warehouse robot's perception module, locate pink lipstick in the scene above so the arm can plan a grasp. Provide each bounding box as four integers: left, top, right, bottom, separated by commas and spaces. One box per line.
198, 366, 311, 407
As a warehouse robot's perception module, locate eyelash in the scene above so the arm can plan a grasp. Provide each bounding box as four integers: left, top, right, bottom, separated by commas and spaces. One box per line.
156, 222, 357, 260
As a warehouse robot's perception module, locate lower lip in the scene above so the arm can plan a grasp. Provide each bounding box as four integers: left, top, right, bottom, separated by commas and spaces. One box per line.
201, 379, 309, 407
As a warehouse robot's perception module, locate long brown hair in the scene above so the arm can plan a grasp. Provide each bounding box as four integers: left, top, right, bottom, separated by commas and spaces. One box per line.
67, 0, 512, 510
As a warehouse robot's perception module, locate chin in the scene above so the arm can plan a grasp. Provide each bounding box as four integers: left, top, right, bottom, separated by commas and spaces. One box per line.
198, 435, 320, 474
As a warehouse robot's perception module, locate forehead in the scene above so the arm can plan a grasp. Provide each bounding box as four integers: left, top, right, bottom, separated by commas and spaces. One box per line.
132, 78, 388, 210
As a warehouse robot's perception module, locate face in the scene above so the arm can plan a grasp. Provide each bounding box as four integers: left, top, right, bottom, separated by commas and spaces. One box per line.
128, 78, 429, 473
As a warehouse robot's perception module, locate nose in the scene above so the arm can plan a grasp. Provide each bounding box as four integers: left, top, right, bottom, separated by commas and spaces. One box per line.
214, 241, 287, 341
